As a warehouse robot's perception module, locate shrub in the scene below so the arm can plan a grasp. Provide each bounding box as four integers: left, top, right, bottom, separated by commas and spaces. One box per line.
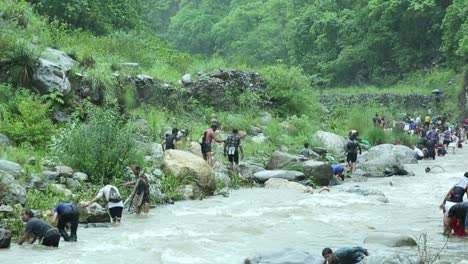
0, 91, 54, 146
51, 105, 143, 183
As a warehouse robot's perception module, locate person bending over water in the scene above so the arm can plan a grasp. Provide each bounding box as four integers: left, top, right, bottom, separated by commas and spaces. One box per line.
444, 202, 468, 237
440, 172, 468, 213
322, 246, 368, 264
18, 209, 60, 247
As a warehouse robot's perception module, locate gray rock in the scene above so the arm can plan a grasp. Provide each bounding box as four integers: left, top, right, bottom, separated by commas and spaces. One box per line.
0, 171, 26, 205
0, 228, 12, 248
181, 74, 192, 85
0, 205, 13, 213
356, 150, 412, 177
312, 131, 347, 158
367, 144, 417, 164
215, 171, 231, 187
245, 248, 323, 264
25, 156, 36, 165
0, 159, 22, 177
65, 178, 82, 190
151, 169, 164, 178
29, 175, 46, 191
249, 126, 262, 136
0, 133, 9, 146
340, 186, 389, 203
360, 253, 420, 264
302, 160, 333, 186
32, 58, 72, 94
265, 178, 313, 193
266, 151, 305, 170
136, 74, 153, 82
43, 170, 60, 181
50, 184, 72, 197
78, 203, 110, 223
121, 62, 139, 68
236, 162, 265, 179
133, 118, 151, 135
41, 159, 56, 170
176, 185, 194, 200
55, 165, 74, 177
251, 133, 269, 144
72, 172, 88, 181
52, 111, 71, 123
254, 170, 305, 183
151, 143, 164, 160
259, 112, 272, 125
364, 233, 417, 247
41, 48, 76, 71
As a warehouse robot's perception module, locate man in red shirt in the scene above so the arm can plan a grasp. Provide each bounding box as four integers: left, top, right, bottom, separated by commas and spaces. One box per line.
201, 124, 224, 166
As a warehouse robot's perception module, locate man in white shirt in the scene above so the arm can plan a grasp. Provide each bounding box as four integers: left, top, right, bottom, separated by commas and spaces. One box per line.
411, 145, 424, 160
83, 178, 124, 224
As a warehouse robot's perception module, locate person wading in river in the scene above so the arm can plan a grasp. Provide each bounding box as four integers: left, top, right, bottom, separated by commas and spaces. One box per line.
18, 209, 61, 247
125, 165, 151, 216
444, 202, 468, 237
321, 246, 369, 264
83, 178, 124, 224
51, 203, 79, 242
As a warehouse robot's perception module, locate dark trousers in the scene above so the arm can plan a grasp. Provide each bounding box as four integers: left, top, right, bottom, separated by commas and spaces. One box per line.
57, 206, 79, 241
42, 229, 60, 247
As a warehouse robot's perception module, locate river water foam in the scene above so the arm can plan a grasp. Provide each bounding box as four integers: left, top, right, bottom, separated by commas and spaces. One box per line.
2, 146, 468, 263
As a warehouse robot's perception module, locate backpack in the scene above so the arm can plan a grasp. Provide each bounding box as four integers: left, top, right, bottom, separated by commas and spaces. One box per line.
108, 186, 122, 203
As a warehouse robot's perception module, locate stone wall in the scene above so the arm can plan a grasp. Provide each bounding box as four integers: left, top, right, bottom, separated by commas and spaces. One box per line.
319, 93, 439, 111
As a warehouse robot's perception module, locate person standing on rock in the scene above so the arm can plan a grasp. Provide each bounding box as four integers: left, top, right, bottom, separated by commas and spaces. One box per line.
83, 178, 123, 224
201, 124, 224, 166
224, 128, 243, 170
161, 128, 178, 151
51, 203, 79, 242
345, 139, 361, 173
18, 209, 60, 247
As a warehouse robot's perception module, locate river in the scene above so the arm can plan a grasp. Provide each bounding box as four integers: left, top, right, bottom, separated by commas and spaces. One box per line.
2, 146, 468, 263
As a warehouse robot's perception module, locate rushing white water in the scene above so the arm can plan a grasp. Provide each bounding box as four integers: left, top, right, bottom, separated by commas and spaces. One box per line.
2, 146, 468, 264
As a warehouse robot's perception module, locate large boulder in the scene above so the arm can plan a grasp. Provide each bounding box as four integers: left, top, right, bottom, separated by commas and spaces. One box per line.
41, 48, 76, 71
364, 233, 417, 247
236, 162, 265, 179
245, 248, 323, 264
162, 150, 216, 195
302, 161, 333, 186
55, 165, 74, 177
0, 160, 22, 178
366, 144, 417, 164
0, 228, 12, 248
188, 142, 204, 158
356, 150, 413, 177
0, 171, 26, 205
264, 178, 313, 193
29, 175, 46, 191
78, 203, 110, 223
266, 151, 305, 170
254, 170, 305, 183
312, 131, 347, 157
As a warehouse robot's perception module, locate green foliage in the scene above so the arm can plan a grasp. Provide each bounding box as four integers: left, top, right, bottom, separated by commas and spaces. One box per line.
261, 64, 319, 116
3, 39, 40, 87
159, 174, 187, 202
51, 105, 143, 183
364, 127, 388, 146
0, 91, 54, 146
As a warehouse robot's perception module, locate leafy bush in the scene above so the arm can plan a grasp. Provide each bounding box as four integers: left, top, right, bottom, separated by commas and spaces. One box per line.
51, 105, 143, 183
364, 127, 389, 146
0, 91, 54, 146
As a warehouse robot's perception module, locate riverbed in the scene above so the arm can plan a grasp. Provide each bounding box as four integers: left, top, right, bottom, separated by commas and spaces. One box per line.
2, 146, 468, 263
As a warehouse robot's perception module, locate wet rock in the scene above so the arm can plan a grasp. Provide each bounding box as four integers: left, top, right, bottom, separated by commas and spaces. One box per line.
162, 150, 216, 196
302, 161, 333, 186
236, 162, 265, 179
29, 175, 46, 191
254, 170, 305, 183
0, 159, 22, 177
78, 203, 110, 223
0, 228, 12, 248
176, 185, 194, 200
84, 223, 111, 228
245, 248, 323, 264
72, 172, 88, 182
364, 232, 417, 247
55, 165, 74, 177
360, 253, 420, 264
33, 58, 72, 94
312, 131, 347, 158
265, 178, 313, 193
266, 151, 305, 170
340, 186, 389, 203
0, 133, 9, 146
43, 170, 60, 181
0, 172, 26, 205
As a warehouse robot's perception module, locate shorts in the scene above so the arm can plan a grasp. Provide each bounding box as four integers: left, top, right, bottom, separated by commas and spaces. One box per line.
201, 143, 211, 154
443, 139, 451, 145
109, 206, 123, 222
346, 152, 357, 163
42, 229, 60, 247
228, 152, 239, 164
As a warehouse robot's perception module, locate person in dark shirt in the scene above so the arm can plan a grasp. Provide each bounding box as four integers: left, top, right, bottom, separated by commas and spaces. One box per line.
346, 140, 361, 173
18, 209, 60, 247
322, 246, 368, 264
161, 128, 179, 151
224, 128, 243, 170
444, 202, 468, 236
126, 165, 151, 215
51, 203, 79, 242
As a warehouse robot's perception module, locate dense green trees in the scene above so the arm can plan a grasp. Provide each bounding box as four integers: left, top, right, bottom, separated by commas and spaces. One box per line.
142, 0, 467, 86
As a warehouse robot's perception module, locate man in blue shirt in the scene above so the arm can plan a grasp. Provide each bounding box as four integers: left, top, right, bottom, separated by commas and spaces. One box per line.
51, 203, 79, 241
331, 164, 345, 181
